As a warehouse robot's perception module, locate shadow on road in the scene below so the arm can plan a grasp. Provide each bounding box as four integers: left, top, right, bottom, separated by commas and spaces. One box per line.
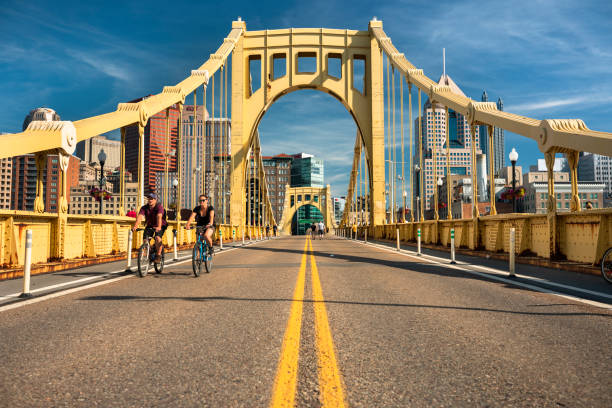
233, 239, 612, 305
78, 294, 611, 318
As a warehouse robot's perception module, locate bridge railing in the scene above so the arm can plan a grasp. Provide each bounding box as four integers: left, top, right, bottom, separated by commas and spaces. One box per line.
341, 209, 612, 266
0, 210, 264, 269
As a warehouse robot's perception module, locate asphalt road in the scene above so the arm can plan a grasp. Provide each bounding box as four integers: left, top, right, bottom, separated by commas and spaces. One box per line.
1, 236, 610, 407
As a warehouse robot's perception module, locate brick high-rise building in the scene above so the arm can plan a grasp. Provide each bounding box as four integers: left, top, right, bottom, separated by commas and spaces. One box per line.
124, 98, 180, 198
0, 157, 12, 210
263, 154, 293, 222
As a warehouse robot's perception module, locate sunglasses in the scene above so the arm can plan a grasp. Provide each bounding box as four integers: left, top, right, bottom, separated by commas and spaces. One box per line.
199, 199, 208, 202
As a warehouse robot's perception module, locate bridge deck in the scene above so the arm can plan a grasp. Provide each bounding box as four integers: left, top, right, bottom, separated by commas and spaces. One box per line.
1, 236, 610, 407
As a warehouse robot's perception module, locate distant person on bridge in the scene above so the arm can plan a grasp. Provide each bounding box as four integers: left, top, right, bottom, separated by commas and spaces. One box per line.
185, 194, 215, 256
310, 222, 317, 239
266, 224, 270, 238
318, 221, 325, 239
132, 193, 167, 264
273, 225, 278, 236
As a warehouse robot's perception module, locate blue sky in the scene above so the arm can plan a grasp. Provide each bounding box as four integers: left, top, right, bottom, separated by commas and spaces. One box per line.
1, 0, 611, 197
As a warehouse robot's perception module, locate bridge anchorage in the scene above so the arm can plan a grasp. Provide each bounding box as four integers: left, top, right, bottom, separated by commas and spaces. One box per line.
0, 19, 611, 273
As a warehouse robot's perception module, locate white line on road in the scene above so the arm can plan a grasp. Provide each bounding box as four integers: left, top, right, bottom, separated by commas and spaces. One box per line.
347, 239, 612, 310
0, 240, 266, 313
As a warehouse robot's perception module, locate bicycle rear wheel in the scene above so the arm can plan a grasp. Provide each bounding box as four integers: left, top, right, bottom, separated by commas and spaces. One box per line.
137, 243, 150, 277
601, 247, 612, 284
204, 244, 213, 274
192, 243, 202, 277
154, 247, 165, 274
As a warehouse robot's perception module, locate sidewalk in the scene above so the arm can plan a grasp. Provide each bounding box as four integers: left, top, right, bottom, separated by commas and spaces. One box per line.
0, 238, 273, 308
338, 236, 612, 306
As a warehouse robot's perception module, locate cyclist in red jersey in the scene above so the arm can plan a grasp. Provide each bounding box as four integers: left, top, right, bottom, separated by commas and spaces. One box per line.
131, 193, 168, 263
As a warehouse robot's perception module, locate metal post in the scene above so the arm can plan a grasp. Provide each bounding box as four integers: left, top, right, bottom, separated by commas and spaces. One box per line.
509, 227, 516, 277
417, 228, 421, 256
220, 228, 223, 250
512, 161, 517, 213
396, 228, 400, 251
126, 229, 133, 271
19, 230, 33, 298
242, 228, 245, 245
365, 228, 368, 243
173, 229, 178, 261
450, 228, 456, 264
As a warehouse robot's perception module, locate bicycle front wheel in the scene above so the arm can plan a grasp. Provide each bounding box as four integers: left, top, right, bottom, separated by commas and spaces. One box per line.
137, 243, 150, 277
154, 247, 165, 274
602, 247, 612, 284
204, 246, 213, 274
192, 243, 202, 277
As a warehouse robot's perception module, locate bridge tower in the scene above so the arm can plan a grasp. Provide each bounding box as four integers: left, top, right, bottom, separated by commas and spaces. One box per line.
230, 20, 386, 226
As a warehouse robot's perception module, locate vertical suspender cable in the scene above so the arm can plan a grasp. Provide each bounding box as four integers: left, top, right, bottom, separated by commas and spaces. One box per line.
445, 106, 451, 219
211, 72, 215, 206
408, 80, 413, 222
385, 55, 391, 222
224, 57, 229, 225
218, 66, 223, 220
391, 65, 397, 223
202, 84, 207, 193
400, 74, 405, 222
165, 107, 170, 209
192, 88, 197, 206
418, 88, 424, 221
177, 100, 183, 219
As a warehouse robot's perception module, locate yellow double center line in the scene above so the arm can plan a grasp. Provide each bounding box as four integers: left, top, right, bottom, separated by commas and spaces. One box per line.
270, 237, 347, 408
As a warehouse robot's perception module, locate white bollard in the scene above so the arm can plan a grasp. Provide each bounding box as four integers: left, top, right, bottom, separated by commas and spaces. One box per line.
396, 228, 400, 251
364, 228, 368, 243
509, 227, 516, 277
220, 229, 224, 250
417, 228, 422, 256
125, 229, 133, 271
19, 229, 33, 298
242, 229, 245, 246
173, 229, 178, 261
450, 228, 456, 264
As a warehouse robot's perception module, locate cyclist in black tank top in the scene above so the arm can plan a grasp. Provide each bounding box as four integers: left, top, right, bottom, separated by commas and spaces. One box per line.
185, 194, 215, 254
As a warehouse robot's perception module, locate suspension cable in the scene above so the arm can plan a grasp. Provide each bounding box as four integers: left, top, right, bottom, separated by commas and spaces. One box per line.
400, 71, 405, 222
408, 80, 413, 222
385, 55, 391, 222
418, 88, 424, 221
391, 64, 397, 223
224, 57, 229, 225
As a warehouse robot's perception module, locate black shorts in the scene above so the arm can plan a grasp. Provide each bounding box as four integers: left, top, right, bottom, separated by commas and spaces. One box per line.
145, 225, 168, 239
195, 225, 214, 235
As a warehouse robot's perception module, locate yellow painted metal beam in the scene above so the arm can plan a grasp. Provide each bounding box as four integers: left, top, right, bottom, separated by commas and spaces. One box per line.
371, 24, 612, 156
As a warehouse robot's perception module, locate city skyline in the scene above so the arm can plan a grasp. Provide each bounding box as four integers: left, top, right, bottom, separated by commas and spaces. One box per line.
1, 0, 611, 198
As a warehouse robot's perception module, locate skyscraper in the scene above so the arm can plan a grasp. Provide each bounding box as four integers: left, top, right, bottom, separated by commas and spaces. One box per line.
480, 91, 505, 176
124, 98, 180, 199
416, 75, 482, 211
290, 153, 324, 188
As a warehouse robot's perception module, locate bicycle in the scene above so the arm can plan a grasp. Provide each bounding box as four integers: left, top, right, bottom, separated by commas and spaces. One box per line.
601, 246, 612, 284
191, 226, 214, 277
136, 227, 165, 277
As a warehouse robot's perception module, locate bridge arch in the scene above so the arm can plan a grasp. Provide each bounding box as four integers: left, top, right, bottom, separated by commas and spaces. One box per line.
277, 185, 335, 235
230, 22, 385, 227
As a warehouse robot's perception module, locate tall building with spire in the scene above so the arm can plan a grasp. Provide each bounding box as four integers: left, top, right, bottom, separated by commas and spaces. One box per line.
415, 75, 482, 211
480, 91, 505, 176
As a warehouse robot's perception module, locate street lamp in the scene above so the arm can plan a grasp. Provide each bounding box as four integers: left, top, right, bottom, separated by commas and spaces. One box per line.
414, 164, 420, 221
509, 147, 519, 213
172, 178, 179, 220
98, 149, 107, 215
402, 190, 407, 222
437, 177, 443, 219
